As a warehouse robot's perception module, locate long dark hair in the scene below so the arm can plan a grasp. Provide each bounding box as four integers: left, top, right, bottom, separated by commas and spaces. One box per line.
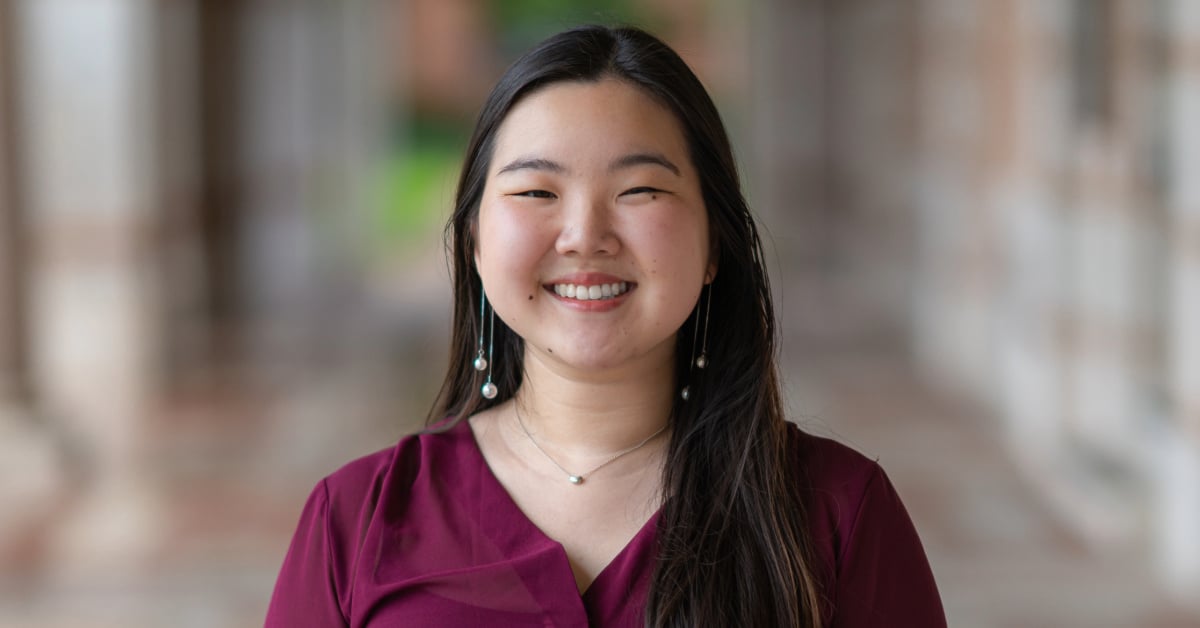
428, 25, 824, 627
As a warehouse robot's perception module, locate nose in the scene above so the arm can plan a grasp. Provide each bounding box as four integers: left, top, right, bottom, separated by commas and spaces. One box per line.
554, 194, 620, 257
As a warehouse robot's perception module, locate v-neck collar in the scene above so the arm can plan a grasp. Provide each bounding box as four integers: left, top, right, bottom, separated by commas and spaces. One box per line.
453, 417, 660, 623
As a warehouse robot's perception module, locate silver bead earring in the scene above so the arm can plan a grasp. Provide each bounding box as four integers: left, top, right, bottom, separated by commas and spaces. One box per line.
694, 282, 711, 369
681, 283, 712, 401
474, 288, 489, 372
476, 287, 498, 399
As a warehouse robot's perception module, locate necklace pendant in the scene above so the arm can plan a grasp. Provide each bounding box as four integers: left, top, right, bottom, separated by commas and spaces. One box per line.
568, 475, 584, 485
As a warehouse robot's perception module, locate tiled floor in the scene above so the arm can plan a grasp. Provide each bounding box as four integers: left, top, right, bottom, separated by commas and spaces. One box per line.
0, 344, 1196, 627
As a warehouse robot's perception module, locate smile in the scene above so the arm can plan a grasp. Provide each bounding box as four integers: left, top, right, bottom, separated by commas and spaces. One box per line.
551, 281, 630, 301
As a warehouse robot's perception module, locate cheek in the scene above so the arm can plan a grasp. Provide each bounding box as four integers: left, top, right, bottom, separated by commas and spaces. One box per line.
476, 204, 547, 286
628, 208, 710, 279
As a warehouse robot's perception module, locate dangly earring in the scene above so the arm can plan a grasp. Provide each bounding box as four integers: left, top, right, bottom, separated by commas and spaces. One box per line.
694, 281, 712, 369
475, 287, 498, 399
681, 282, 712, 401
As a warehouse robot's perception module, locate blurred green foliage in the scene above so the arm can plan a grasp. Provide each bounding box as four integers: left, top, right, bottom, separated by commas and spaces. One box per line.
371, 120, 464, 255
492, 0, 647, 56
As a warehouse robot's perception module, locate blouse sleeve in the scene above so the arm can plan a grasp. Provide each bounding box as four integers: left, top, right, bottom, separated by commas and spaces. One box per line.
265, 479, 350, 627
829, 464, 947, 628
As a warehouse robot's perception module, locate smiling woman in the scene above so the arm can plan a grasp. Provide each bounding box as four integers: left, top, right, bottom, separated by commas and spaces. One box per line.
266, 25, 946, 628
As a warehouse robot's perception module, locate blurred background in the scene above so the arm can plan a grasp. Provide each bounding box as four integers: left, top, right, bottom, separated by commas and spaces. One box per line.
0, 0, 1198, 626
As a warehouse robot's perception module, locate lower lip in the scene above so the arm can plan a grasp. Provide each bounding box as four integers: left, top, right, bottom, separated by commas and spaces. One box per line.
545, 285, 634, 312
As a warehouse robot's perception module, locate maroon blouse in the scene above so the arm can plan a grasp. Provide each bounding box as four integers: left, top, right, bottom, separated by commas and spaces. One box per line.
265, 420, 946, 627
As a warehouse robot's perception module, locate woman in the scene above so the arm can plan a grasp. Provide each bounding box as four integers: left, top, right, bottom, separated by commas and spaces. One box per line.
266, 25, 945, 627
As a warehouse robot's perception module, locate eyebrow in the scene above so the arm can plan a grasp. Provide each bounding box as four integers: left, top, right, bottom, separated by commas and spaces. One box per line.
609, 152, 681, 177
495, 152, 682, 177
496, 157, 567, 175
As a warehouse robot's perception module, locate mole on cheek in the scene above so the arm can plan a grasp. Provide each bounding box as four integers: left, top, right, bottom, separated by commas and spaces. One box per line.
528, 294, 534, 300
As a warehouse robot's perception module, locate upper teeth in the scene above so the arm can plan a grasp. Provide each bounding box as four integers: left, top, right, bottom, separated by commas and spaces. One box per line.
553, 282, 629, 301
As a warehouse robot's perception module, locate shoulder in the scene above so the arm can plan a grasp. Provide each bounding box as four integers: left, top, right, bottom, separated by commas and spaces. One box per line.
268, 424, 473, 625
786, 422, 884, 503
785, 423, 948, 626
319, 421, 469, 517
322, 443, 399, 501
293, 422, 475, 584
783, 422, 898, 568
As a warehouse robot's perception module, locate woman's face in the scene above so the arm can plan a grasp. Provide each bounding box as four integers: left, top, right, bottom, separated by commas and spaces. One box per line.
475, 78, 714, 377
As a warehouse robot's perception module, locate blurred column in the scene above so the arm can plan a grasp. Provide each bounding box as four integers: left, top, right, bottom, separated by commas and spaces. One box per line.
209, 0, 381, 374
0, 0, 27, 403
1158, 0, 1200, 607
0, 0, 64, 558
753, 0, 919, 347
913, 0, 1005, 396
1037, 0, 1149, 545
152, 1, 209, 383
749, 0, 828, 342
991, 1, 1069, 466
194, 0, 244, 367
1067, 0, 1179, 542
915, 0, 1103, 521
820, 0, 919, 346
17, 0, 165, 572
990, 0, 1146, 545
914, 0, 1073, 455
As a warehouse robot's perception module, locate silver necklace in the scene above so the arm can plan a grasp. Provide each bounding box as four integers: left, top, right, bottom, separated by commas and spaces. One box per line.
513, 405, 669, 485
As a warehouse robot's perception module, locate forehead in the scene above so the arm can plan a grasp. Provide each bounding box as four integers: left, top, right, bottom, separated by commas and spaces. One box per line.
490, 79, 692, 173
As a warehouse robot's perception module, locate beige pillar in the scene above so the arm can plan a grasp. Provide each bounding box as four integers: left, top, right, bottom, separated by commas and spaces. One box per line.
1157, 0, 1200, 607
913, 0, 1005, 397
17, 0, 165, 575
0, 0, 66, 562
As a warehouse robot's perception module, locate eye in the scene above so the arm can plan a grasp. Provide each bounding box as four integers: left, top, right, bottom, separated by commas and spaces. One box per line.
622, 186, 665, 197
511, 190, 557, 199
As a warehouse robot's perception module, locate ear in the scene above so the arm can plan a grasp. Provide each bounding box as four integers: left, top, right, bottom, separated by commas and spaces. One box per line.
471, 220, 481, 270
704, 243, 719, 284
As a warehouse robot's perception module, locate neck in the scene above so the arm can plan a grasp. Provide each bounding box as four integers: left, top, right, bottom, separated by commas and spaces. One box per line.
512, 347, 675, 458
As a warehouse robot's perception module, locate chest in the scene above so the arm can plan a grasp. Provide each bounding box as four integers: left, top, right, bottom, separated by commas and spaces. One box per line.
501, 471, 662, 591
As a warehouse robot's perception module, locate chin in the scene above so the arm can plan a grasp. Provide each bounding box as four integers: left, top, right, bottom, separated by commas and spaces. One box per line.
541, 340, 670, 376
554, 352, 625, 372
